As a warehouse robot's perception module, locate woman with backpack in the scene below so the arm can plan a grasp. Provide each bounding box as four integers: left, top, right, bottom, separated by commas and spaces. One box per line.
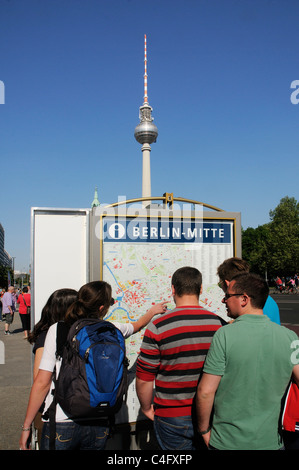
19, 280, 167, 450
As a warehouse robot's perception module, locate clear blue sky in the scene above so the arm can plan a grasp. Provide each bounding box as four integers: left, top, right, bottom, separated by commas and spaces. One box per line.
1, 0, 298, 271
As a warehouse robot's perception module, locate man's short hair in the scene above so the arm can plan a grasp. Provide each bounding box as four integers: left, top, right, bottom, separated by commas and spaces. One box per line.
230, 272, 269, 309
217, 257, 250, 282
172, 266, 202, 297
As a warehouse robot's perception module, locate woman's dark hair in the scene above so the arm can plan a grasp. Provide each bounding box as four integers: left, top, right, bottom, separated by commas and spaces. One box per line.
65, 281, 112, 326
28, 288, 78, 344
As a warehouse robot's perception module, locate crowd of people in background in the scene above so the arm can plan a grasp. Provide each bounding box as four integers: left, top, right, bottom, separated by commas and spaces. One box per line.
0, 285, 31, 337
275, 275, 299, 293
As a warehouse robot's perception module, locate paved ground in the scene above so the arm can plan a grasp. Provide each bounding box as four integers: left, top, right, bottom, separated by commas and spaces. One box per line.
0, 310, 32, 450
273, 292, 299, 335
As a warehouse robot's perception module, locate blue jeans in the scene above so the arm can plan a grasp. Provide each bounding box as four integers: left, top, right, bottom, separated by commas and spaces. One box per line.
40, 421, 110, 450
154, 415, 196, 450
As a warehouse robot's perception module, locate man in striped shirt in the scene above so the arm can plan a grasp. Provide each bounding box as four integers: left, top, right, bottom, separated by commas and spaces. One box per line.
136, 266, 226, 450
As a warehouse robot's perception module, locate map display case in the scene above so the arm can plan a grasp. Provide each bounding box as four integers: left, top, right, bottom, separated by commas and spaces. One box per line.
90, 195, 241, 424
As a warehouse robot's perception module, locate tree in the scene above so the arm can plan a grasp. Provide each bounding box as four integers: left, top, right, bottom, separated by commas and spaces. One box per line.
269, 196, 299, 225
267, 196, 299, 276
0, 265, 14, 288
242, 224, 271, 277
242, 196, 299, 279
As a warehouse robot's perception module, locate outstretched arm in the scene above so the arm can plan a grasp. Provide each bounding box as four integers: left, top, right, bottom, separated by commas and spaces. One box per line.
131, 302, 168, 333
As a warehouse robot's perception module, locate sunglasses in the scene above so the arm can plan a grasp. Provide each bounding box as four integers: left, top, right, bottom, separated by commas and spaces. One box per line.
223, 293, 243, 301
110, 298, 115, 306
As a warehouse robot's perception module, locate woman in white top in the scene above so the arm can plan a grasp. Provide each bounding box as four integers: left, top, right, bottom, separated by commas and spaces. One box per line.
19, 280, 167, 450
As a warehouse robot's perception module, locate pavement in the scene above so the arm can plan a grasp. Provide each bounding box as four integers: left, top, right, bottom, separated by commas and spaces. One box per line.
0, 309, 32, 451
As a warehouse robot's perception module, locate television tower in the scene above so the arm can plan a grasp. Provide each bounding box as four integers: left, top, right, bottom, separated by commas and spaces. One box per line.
134, 35, 158, 203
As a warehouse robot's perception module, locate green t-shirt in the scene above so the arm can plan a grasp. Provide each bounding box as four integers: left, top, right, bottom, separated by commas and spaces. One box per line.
203, 314, 298, 450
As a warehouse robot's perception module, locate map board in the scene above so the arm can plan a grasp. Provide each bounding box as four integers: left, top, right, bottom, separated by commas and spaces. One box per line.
91, 202, 241, 423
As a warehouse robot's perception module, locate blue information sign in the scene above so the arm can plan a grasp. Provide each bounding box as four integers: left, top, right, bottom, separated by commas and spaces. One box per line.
103, 218, 231, 244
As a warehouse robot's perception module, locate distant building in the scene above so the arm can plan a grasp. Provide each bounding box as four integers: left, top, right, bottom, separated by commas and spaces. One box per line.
0, 224, 12, 268
91, 187, 100, 208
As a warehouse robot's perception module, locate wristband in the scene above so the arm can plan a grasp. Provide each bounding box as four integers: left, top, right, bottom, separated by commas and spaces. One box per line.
21, 425, 31, 432
198, 425, 211, 435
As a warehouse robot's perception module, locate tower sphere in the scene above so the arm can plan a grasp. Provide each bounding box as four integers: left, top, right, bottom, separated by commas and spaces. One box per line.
134, 118, 158, 144
134, 102, 158, 145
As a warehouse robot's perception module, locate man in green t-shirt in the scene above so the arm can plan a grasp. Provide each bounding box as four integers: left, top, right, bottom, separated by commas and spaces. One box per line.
196, 272, 299, 450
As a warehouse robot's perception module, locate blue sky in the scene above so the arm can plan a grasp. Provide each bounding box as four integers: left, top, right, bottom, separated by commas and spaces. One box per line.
0, 0, 298, 271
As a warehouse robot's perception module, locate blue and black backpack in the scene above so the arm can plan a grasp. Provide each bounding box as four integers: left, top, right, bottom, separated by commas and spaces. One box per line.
47, 318, 129, 449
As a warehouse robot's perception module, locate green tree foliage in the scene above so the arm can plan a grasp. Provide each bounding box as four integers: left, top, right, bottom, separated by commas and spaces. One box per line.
0, 265, 14, 288
242, 224, 271, 276
242, 196, 299, 279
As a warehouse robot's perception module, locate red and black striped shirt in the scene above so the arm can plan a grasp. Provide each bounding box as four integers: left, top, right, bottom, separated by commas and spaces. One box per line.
136, 305, 225, 417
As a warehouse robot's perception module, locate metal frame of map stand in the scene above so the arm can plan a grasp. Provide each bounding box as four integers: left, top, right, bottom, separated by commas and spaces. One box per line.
90, 194, 241, 449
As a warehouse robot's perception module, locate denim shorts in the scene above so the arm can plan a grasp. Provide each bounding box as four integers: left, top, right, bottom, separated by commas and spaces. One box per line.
40, 421, 110, 450
4, 313, 13, 324
154, 415, 196, 451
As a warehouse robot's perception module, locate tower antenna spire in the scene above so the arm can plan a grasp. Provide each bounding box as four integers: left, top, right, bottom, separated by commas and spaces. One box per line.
134, 34, 158, 205
144, 34, 148, 104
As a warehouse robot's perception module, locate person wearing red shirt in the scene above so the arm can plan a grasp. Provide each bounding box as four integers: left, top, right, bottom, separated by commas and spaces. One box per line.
136, 266, 226, 450
17, 287, 31, 339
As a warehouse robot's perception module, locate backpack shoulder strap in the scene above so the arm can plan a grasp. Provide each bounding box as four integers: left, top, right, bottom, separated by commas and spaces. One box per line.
47, 321, 69, 450
56, 321, 70, 358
